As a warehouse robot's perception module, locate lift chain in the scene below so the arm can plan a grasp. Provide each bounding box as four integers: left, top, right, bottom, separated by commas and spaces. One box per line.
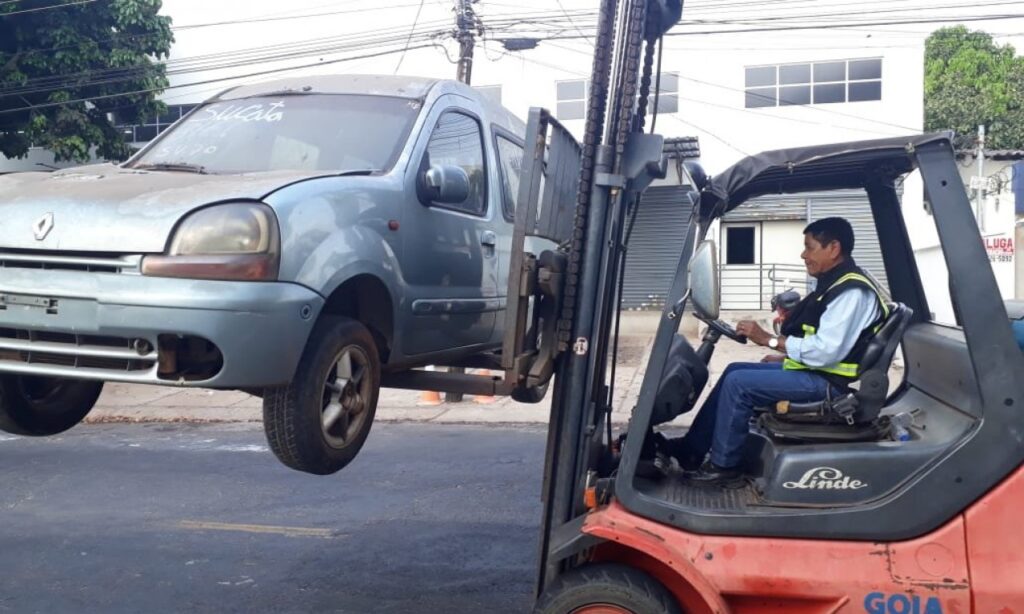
611, 0, 649, 168
557, 0, 620, 351
634, 36, 657, 133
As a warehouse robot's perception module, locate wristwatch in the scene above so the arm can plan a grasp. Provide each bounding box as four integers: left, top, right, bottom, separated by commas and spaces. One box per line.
768, 336, 780, 349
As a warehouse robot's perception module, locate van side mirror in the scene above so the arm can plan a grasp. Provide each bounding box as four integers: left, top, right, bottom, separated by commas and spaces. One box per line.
420, 164, 470, 205
689, 240, 719, 320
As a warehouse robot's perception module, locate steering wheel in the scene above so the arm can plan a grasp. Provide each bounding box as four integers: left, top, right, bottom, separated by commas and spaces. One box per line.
695, 314, 748, 344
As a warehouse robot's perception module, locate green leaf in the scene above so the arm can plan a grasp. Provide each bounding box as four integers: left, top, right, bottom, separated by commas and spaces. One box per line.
0, 0, 173, 161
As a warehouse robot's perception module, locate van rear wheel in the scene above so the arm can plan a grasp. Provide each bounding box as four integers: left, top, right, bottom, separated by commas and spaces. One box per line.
0, 375, 104, 436
263, 317, 380, 475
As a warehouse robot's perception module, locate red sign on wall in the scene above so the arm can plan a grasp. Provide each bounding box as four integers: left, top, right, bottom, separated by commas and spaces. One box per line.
984, 235, 1014, 263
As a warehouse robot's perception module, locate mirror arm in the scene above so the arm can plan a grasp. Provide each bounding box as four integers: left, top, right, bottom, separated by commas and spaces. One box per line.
667, 288, 692, 320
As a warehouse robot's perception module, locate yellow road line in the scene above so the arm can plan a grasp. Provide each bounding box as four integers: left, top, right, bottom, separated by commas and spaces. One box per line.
177, 520, 341, 538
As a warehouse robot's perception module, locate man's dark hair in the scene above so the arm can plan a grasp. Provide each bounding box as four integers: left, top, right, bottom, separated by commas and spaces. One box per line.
804, 217, 854, 256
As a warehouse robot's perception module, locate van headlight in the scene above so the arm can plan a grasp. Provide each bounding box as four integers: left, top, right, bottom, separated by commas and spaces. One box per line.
141, 202, 281, 281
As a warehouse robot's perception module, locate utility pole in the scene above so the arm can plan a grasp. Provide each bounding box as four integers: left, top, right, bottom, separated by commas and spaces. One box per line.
455, 0, 477, 84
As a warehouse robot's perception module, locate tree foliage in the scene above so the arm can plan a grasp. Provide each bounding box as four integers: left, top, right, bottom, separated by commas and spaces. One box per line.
0, 0, 173, 162
925, 26, 1024, 150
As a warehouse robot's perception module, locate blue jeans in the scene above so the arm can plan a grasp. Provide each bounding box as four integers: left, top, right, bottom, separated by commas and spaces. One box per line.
678, 361, 837, 468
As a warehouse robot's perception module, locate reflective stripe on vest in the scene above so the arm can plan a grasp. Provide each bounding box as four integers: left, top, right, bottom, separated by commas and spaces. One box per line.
783, 357, 859, 378
817, 273, 890, 320
786, 273, 888, 379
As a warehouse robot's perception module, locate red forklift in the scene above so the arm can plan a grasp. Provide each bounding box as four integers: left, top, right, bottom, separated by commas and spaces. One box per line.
512, 0, 1024, 612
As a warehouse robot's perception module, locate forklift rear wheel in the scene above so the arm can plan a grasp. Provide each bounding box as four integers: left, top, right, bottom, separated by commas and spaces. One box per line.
0, 375, 104, 436
534, 564, 683, 614
263, 317, 380, 475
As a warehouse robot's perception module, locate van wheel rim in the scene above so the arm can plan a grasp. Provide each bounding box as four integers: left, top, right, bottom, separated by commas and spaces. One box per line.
320, 346, 371, 448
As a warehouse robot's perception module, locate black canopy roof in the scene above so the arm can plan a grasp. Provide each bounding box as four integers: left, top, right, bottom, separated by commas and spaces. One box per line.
699, 132, 953, 218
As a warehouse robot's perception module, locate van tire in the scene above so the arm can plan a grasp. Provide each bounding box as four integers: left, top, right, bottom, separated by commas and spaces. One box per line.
0, 376, 104, 436
511, 380, 549, 403
263, 317, 380, 475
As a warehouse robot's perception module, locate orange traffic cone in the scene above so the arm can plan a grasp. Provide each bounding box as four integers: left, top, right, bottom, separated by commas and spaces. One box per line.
472, 369, 498, 404
418, 365, 443, 406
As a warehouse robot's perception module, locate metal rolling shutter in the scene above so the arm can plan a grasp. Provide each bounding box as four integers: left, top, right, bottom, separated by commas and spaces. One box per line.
621, 186, 694, 310
808, 191, 889, 293
724, 194, 807, 222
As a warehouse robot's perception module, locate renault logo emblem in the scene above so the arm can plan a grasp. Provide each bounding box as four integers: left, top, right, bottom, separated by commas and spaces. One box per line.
33, 213, 54, 241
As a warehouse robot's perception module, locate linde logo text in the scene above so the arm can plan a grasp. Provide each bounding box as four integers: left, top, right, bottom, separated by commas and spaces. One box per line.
782, 467, 867, 490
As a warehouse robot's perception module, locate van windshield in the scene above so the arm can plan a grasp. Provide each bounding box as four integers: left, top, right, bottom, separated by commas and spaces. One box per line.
130, 94, 421, 174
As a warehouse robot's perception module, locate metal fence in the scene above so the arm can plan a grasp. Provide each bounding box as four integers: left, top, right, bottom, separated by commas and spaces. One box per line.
720, 263, 809, 311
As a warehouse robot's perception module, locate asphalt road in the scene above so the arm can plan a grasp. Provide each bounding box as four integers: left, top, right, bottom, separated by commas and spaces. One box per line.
0, 423, 548, 613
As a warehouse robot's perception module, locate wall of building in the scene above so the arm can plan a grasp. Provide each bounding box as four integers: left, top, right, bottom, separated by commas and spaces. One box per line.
0, 148, 82, 173
761, 220, 806, 266
902, 156, 1020, 321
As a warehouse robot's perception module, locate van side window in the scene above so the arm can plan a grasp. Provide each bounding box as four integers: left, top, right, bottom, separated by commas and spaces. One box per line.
495, 135, 525, 222
424, 111, 487, 215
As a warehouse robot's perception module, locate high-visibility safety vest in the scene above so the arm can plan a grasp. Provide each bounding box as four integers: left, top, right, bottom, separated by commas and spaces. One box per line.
779, 259, 888, 389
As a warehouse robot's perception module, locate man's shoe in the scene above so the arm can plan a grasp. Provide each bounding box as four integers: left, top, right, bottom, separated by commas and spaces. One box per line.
685, 461, 745, 488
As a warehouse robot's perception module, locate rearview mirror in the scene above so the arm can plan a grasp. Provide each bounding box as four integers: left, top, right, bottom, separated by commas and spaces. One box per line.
689, 240, 719, 320
420, 164, 470, 205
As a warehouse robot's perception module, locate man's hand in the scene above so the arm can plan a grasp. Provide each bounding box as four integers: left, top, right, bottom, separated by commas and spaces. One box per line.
760, 354, 785, 363
736, 320, 772, 346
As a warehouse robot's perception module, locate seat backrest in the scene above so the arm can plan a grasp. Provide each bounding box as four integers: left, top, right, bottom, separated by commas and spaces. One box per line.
853, 303, 913, 422
858, 303, 913, 376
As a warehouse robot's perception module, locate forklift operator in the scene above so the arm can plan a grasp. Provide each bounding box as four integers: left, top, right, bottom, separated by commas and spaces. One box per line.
667, 217, 887, 486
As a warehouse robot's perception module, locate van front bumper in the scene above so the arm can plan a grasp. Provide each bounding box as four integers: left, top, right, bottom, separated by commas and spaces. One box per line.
0, 268, 324, 388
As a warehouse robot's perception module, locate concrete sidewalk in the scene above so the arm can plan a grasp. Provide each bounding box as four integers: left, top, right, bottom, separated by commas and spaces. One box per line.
84, 312, 773, 427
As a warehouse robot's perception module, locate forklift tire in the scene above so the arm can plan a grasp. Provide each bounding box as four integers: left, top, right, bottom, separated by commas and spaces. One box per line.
534, 563, 683, 614
263, 316, 380, 475
0, 375, 103, 436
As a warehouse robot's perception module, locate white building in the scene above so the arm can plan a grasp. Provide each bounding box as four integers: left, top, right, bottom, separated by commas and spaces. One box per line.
4, 0, 1022, 311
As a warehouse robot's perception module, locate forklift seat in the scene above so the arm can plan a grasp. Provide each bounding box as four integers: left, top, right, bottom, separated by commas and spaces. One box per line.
759, 303, 913, 443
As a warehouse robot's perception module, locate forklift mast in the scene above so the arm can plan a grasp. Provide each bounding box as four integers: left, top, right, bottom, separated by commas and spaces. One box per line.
534, 0, 683, 595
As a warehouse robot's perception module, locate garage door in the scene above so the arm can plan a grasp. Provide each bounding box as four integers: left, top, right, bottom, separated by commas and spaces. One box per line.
621, 185, 694, 310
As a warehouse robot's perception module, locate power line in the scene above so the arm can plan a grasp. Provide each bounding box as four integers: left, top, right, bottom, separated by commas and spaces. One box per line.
6, 1, 441, 59
0, 43, 441, 116
552, 0, 594, 47
172, 2, 430, 30
0, 21, 452, 99
0, 0, 96, 16
394, 0, 429, 74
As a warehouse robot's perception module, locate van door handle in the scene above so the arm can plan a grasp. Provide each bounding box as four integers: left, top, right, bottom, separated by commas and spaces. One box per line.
480, 231, 497, 247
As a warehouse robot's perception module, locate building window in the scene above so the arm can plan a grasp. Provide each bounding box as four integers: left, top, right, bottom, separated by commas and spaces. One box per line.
115, 104, 198, 143
556, 79, 587, 120
725, 226, 756, 264
474, 85, 502, 105
744, 58, 881, 108
557, 73, 678, 120
653, 72, 678, 114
